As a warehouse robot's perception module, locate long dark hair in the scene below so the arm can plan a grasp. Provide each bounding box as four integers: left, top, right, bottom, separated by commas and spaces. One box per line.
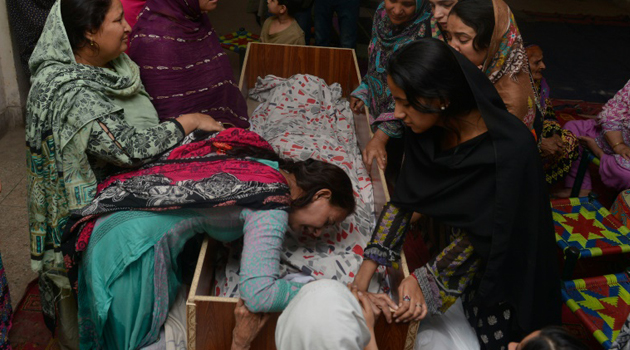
60, 0, 112, 51
387, 38, 477, 139
225, 145, 356, 214
449, 0, 495, 51
521, 326, 588, 350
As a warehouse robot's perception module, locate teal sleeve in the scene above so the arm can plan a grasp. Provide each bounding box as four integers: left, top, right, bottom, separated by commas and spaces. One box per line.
351, 80, 369, 104
238, 209, 303, 313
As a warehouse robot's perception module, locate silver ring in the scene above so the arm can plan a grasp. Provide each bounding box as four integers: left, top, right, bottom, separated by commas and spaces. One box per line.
415, 303, 422, 308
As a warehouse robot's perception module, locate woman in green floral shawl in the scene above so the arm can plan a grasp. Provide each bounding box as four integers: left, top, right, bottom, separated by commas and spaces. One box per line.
351, 0, 442, 180
26, 0, 223, 339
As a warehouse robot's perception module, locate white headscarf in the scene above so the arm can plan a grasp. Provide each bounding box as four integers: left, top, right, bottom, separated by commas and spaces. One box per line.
275, 279, 371, 350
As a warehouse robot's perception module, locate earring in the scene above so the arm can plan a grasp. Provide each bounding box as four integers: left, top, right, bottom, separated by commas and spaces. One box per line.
440, 106, 446, 110
90, 40, 95, 46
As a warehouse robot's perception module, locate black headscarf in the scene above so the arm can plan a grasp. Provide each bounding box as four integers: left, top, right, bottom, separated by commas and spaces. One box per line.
392, 39, 561, 334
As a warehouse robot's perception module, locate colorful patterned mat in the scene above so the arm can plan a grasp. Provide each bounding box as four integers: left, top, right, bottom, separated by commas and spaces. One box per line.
612, 190, 630, 229
563, 303, 605, 350
563, 273, 630, 349
552, 197, 630, 258
219, 28, 260, 53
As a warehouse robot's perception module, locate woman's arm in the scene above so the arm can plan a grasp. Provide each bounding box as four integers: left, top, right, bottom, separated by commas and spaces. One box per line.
365, 332, 378, 350
84, 116, 182, 168
605, 130, 625, 148
84, 112, 223, 167
362, 117, 407, 170
354, 259, 379, 291
604, 130, 630, 159
599, 81, 630, 159
176, 112, 225, 135
231, 299, 269, 350
351, 81, 370, 104
394, 229, 480, 322
363, 129, 390, 171
350, 82, 369, 114
238, 208, 302, 313
354, 202, 412, 291
348, 284, 379, 350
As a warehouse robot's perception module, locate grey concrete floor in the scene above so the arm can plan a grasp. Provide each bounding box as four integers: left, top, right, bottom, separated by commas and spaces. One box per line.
0, 127, 38, 308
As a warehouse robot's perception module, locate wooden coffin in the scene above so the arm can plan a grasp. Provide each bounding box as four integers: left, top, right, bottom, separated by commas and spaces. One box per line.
187, 43, 418, 350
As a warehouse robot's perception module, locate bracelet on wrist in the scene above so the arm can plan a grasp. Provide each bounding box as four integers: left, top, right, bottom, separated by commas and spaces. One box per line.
612, 141, 626, 149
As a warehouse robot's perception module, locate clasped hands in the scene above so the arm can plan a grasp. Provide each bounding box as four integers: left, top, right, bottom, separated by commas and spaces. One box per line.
230, 275, 427, 349
349, 274, 428, 325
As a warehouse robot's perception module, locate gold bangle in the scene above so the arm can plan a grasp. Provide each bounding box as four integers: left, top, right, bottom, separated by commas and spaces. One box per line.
611, 141, 625, 149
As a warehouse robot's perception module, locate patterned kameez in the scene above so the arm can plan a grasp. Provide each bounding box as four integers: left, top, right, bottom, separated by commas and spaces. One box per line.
536, 78, 580, 184
564, 79, 630, 192
365, 203, 516, 349
350, 0, 441, 139
26, 1, 185, 329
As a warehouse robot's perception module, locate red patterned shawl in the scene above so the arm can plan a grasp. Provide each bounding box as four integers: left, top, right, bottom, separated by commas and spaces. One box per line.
61, 128, 291, 287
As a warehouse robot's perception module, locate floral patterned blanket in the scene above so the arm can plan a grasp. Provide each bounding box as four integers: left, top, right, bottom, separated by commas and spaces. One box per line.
215, 74, 376, 297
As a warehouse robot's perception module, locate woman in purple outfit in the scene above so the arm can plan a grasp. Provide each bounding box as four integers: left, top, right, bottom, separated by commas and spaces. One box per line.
128, 0, 250, 128
562, 79, 630, 195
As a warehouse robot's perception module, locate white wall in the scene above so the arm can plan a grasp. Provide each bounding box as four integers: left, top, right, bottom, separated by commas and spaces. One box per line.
0, 0, 25, 138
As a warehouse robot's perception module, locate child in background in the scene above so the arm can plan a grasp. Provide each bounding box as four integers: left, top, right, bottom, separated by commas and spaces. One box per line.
261, 0, 306, 45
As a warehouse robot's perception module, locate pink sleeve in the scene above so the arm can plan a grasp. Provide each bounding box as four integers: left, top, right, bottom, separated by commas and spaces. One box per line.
598, 79, 630, 134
